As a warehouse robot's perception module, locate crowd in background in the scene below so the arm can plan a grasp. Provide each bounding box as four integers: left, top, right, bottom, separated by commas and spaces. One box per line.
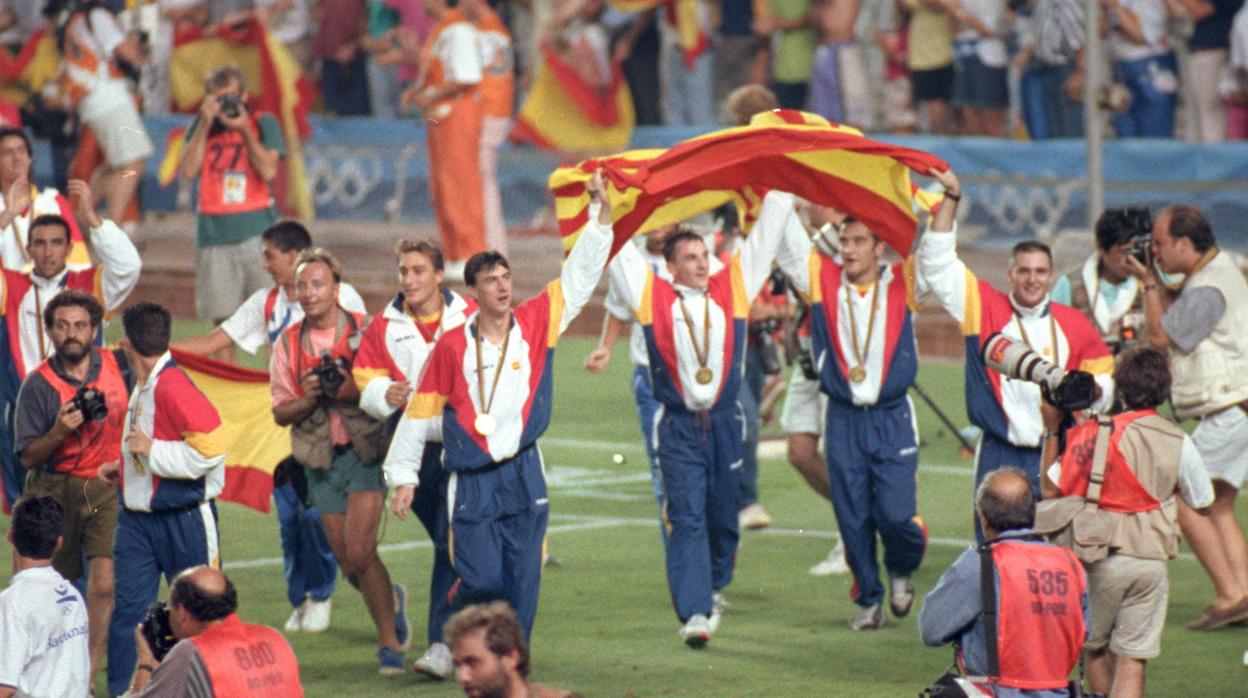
3, 0, 1248, 146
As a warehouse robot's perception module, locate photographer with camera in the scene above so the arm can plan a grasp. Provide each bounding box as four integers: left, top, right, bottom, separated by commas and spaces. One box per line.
1051, 207, 1153, 353
102, 302, 229, 697
1125, 204, 1248, 631
126, 566, 302, 697
917, 167, 1115, 542
271, 248, 410, 676
1036, 346, 1213, 698
177, 64, 284, 326
12, 290, 132, 687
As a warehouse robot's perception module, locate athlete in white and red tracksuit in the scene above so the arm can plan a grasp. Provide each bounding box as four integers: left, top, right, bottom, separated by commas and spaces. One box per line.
607, 190, 791, 645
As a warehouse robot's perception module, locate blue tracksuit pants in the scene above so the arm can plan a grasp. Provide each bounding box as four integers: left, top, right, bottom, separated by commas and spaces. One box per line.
825, 398, 926, 608
446, 444, 548, 639
273, 479, 337, 608
108, 502, 218, 696
973, 431, 1041, 542
655, 403, 744, 622
631, 366, 668, 548
412, 442, 456, 644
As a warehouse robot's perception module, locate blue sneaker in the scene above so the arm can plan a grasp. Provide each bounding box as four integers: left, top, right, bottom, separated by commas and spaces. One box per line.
393, 584, 411, 651
378, 646, 405, 677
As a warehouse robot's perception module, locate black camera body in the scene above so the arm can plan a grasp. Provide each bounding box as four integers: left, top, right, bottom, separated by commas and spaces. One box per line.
72, 386, 108, 422
217, 93, 243, 119
313, 355, 349, 397
1106, 206, 1153, 264
140, 602, 178, 661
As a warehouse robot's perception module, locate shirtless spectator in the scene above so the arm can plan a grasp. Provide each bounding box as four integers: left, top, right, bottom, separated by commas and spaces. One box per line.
808, 0, 872, 128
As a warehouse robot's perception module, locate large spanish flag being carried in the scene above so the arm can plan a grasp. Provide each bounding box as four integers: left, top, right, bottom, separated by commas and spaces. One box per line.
550, 110, 949, 257
170, 349, 288, 513
0, 28, 60, 105
162, 18, 316, 219
511, 44, 635, 154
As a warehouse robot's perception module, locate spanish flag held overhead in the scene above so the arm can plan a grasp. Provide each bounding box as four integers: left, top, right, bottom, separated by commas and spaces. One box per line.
511, 45, 634, 154
551, 110, 949, 257
163, 19, 316, 220
609, 0, 710, 69
170, 349, 288, 513
0, 28, 60, 106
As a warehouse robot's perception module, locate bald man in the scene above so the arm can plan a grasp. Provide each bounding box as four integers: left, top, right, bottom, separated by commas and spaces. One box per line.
919, 469, 1089, 696
128, 567, 303, 697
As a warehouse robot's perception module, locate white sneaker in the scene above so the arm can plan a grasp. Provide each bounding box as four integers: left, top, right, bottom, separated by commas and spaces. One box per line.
809, 539, 851, 577
889, 576, 915, 618
738, 503, 773, 530
851, 603, 885, 631
413, 642, 454, 680
708, 592, 727, 633
283, 604, 304, 633
301, 596, 332, 633
679, 614, 712, 648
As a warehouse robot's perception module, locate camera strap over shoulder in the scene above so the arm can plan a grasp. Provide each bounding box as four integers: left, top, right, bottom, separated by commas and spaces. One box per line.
1085, 416, 1114, 505
295, 308, 359, 376
112, 348, 134, 393
979, 541, 1000, 693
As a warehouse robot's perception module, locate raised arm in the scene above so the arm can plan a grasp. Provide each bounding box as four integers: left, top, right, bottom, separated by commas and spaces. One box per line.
916, 168, 974, 326
69, 180, 141, 311
739, 190, 798, 299
555, 170, 615, 335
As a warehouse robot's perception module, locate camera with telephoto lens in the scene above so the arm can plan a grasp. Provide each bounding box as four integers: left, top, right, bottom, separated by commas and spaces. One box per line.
140, 602, 178, 662
313, 354, 348, 397
1105, 206, 1153, 265
217, 93, 242, 119
981, 333, 1100, 412
72, 386, 108, 423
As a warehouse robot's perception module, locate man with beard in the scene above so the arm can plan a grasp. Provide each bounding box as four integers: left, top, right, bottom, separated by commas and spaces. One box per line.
12, 291, 132, 686
445, 602, 583, 698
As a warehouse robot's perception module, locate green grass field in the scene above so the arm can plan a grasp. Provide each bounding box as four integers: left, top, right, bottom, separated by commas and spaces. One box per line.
3, 332, 1246, 696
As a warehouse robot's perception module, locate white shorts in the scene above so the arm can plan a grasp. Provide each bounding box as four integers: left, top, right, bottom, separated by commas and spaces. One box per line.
1193, 407, 1248, 488
780, 367, 827, 436
83, 99, 155, 168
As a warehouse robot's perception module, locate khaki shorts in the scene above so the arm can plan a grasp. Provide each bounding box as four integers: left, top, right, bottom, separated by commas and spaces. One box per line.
195, 235, 269, 321
1193, 407, 1248, 488
305, 446, 385, 515
780, 367, 827, 436
1084, 554, 1168, 659
24, 470, 119, 580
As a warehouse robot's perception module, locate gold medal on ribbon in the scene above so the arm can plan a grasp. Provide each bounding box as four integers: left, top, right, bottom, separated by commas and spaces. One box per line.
695, 367, 713, 385
474, 413, 497, 437
677, 292, 714, 388
845, 281, 880, 386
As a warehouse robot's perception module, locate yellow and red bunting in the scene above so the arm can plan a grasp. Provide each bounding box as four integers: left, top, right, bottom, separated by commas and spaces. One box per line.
511, 45, 634, 154
551, 110, 949, 257
170, 349, 289, 514
167, 19, 316, 220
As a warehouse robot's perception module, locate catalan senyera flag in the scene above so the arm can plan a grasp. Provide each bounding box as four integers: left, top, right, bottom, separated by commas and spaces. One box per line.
511, 45, 634, 154
0, 28, 60, 106
165, 19, 316, 219
551, 110, 949, 257
610, 0, 709, 69
170, 349, 288, 513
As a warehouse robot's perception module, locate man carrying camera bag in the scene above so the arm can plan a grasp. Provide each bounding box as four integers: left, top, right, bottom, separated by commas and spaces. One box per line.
177, 64, 284, 326
13, 290, 133, 687
127, 566, 302, 697
271, 249, 411, 676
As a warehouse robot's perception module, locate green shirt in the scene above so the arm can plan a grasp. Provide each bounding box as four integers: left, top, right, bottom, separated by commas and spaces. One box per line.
770, 0, 816, 83
188, 112, 286, 248
368, 0, 400, 38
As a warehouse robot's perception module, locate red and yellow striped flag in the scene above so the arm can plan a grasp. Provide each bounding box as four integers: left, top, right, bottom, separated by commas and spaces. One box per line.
610, 0, 709, 68
171, 350, 288, 513
511, 45, 634, 154
0, 28, 60, 106
167, 19, 317, 219
551, 110, 949, 256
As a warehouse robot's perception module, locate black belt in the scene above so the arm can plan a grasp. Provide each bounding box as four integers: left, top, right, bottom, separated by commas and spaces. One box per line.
126, 500, 206, 516
333, 443, 351, 456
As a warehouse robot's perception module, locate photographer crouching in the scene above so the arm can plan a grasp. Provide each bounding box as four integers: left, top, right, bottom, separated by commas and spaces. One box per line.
270, 249, 410, 675
126, 566, 302, 696
13, 291, 133, 687
1037, 346, 1214, 697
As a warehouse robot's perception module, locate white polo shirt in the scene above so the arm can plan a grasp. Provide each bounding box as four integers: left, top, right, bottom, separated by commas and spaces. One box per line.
0, 566, 90, 697
219, 282, 367, 355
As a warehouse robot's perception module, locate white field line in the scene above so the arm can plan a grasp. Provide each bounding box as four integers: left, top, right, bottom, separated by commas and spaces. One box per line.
223, 512, 1198, 571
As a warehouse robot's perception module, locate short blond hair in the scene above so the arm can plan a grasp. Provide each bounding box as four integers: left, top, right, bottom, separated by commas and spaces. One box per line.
724, 85, 779, 126
294, 247, 343, 283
